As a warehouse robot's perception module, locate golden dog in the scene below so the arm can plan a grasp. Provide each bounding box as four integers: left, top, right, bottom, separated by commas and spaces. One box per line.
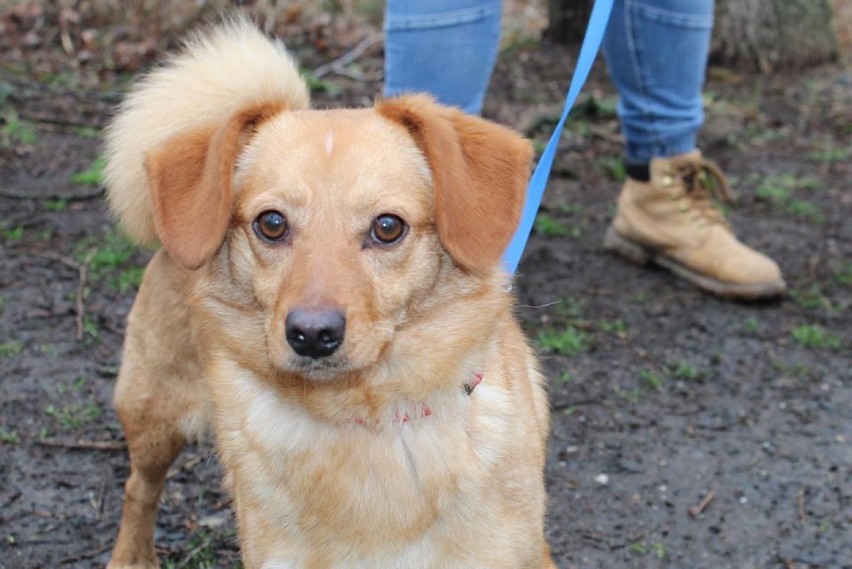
104, 19, 554, 569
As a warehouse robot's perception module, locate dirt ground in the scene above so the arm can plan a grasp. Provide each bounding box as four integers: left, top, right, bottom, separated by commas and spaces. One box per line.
1, 7, 850, 569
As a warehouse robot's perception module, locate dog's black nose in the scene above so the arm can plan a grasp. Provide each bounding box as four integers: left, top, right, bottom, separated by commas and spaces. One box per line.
285, 309, 346, 359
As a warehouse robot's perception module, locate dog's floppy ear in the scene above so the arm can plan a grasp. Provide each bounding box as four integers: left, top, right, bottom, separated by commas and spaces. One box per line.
375, 94, 533, 273
145, 103, 284, 269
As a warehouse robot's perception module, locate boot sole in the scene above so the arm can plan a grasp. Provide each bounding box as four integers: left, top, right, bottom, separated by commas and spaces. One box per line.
603, 227, 786, 299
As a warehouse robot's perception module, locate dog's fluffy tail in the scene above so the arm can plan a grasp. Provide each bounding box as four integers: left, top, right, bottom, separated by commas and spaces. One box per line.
104, 17, 310, 246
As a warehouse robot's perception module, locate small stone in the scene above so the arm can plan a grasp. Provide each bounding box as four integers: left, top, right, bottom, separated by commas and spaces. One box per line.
198, 515, 227, 528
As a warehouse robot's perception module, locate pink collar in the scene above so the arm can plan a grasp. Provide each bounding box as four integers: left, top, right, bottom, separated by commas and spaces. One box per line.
352, 371, 484, 426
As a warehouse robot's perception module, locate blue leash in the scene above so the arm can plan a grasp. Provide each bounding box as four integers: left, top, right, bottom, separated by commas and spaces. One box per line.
502, 0, 614, 274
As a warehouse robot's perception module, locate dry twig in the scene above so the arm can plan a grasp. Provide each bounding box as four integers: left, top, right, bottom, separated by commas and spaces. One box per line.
36, 437, 126, 451
60, 544, 113, 565
689, 488, 716, 517
33, 250, 93, 341
312, 33, 382, 79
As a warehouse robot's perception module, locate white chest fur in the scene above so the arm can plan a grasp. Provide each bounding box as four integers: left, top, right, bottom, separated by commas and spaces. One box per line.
211, 362, 516, 568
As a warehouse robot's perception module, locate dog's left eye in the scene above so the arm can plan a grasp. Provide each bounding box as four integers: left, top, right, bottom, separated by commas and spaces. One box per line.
370, 214, 407, 245
253, 210, 289, 242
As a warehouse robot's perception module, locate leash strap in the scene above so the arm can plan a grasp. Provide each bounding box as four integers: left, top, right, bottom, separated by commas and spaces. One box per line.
502, 0, 614, 274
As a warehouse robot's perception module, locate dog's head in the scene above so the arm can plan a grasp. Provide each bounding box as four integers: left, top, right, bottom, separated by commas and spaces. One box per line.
145, 95, 532, 383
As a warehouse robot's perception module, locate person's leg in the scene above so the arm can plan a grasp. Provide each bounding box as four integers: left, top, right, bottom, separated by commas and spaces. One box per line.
601, 0, 785, 298
383, 0, 502, 115
603, 0, 713, 164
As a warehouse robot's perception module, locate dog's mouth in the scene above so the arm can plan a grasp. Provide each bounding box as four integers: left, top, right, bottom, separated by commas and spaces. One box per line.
280, 354, 359, 383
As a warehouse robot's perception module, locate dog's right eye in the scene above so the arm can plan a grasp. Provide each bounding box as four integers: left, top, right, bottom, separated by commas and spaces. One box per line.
370, 214, 407, 245
253, 210, 289, 242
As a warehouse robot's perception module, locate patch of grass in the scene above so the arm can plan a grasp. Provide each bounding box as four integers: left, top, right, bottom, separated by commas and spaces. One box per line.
558, 371, 575, 384
746, 125, 790, 143
830, 261, 852, 287
754, 183, 791, 202
73, 126, 101, 138
82, 316, 99, 342
790, 324, 841, 350
70, 156, 106, 186
534, 213, 567, 237
808, 145, 852, 163
628, 290, 649, 304
569, 93, 618, 120
613, 385, 641, 404
629, 542, 648, 555
82, 230, 135, 271
1, 110, 36, 145
669, 361, 705, 381
163, 531, 217, 569
0, 341, 24, 357
76, 229, 145, 292
597, 155, 626, 181
786, 199, 824, 224
567, 224, 583, 238
43, 198, 68, 212
598, 318, 626, 337
565, 118, 591, 138
556, 296, 585, 320
771, 359, 814, 380
117, 266, 146, 292
1, 226, 23, 240
639, 368, 665, 390
44, 400, 102, 431
0, 81, 11, 105
33, 228, 53, 241
754, 173, 819, 194
39, 343, 60, 357
0, 427, 20, 444
739, 316, 762, 335
754, 173, 824, 223
797, 176, 822, 190
790, 284, 832, 311
54, 376, 88, 396
629, 541, 666, 559
538, 325, 589, 357
301, 70, 342, 97
553, 202, 583, 217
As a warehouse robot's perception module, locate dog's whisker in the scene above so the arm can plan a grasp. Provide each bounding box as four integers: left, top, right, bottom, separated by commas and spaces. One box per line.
515, 300, 561, 310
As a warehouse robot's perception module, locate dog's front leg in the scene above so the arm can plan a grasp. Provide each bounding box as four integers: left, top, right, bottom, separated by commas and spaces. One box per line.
108, 251, 208, 568
108, 411, 186, 568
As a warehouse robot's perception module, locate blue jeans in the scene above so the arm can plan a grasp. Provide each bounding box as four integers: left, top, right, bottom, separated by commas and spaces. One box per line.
383, 0, 714, 163
383, 0, 502, 115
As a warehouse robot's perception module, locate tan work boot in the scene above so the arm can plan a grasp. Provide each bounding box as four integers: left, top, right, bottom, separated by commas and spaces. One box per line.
603, 150, 786, 299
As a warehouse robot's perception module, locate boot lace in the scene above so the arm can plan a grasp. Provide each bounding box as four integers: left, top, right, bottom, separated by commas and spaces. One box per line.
673, 158, 733, 228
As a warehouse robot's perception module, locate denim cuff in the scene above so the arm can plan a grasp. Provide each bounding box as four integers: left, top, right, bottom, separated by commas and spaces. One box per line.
625, 134, 698, 163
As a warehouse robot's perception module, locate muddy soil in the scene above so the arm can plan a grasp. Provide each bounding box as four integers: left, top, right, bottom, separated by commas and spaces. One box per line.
1, 16, 850, 569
